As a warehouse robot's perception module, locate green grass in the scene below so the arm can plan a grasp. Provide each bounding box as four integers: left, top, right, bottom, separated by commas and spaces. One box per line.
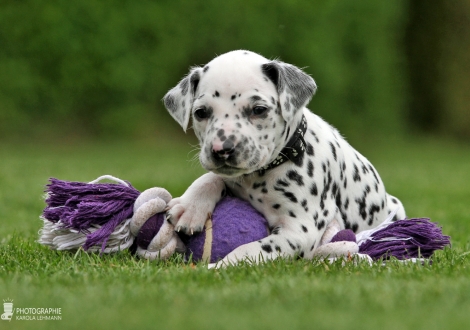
1, 134, 469, 330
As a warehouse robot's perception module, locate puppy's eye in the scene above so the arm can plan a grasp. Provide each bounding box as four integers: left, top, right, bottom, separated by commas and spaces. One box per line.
252, 106, 268, 116
194, 108, 210, 120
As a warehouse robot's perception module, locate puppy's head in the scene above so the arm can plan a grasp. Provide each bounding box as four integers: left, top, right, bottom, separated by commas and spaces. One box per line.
163, 50, 316, 178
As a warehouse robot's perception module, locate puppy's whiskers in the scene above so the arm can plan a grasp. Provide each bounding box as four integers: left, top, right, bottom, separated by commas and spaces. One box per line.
187, 144, 201, 167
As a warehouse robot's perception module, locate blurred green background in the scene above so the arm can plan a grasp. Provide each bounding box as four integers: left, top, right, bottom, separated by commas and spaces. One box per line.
1, 0, 469, 143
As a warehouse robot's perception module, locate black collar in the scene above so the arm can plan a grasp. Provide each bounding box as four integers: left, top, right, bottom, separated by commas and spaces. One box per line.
257, 115, 307, 176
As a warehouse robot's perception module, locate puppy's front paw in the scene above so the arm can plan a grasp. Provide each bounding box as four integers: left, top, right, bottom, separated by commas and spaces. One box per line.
166, 196, 214, 235
166, 172, 225, 236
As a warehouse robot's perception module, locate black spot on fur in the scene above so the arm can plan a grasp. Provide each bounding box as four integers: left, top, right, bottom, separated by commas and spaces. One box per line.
306, 142, 314, 156
287, 239, 296, 250
353, 164, 361, 182
301, 225, 308, 233
261, 244, 273, 253
301, 199, 308, 212
335, 189, 342, 210
250, 95, 262, 102
348, 223, 357, 233
275, 245, 282, 252
272, 204, 281, 210
368, 203, 381, 225
329, 142, 337, 161
287, 170, 304, 186
307, 160, 314, 177
355, 196, 367, 220
292, 151, 304, 167
179, 79, 189, 96
289, 211, 297, 218
310, 241, 316, 251
214, 91, 220, 97
361, 165, 368, 175
317, 220, 325, 230
309, 129, 320, 143
231, 94, 236, 100
203, 65, 209, 72
320, 171, 333, 210
283, 192, 298, 203
276, 179, 290, 187
332, 182, 338, 197
310, 182, 318, 196
164, 94, 177, 113
368, 164, 380, 183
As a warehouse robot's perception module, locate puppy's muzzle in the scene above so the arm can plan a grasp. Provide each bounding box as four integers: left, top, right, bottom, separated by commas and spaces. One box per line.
211, 140, 235, 161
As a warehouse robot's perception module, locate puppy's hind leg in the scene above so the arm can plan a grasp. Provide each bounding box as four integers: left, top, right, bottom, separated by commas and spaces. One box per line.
386, 194, 406, 221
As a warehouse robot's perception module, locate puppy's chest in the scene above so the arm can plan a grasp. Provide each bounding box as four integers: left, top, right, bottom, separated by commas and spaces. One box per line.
225, 176, 272, 206
224, 168, 306, 224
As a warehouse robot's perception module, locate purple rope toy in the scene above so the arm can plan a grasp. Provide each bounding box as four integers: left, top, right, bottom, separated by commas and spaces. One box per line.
358, 219, 450, 260
42, 176, 139, 251
39, 177, 451, 262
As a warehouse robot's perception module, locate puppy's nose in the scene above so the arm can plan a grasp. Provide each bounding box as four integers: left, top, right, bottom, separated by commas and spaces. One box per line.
212, 140, 235, 160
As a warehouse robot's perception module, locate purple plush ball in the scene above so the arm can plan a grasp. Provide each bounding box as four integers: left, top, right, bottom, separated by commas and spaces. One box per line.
331, 229, 356, 243
135, 197, 269, 263
187, 196, 269, 263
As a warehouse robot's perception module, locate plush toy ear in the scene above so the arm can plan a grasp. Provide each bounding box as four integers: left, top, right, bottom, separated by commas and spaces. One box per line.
261, 61, 317, 123
163, 67, 202, 132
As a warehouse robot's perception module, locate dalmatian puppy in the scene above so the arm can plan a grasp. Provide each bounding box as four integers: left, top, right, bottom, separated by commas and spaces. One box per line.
163, 50, 405, 266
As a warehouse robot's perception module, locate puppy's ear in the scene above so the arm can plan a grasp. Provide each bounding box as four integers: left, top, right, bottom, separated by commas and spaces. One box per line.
163, 67, 202, 132
261, 61, 317, 123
